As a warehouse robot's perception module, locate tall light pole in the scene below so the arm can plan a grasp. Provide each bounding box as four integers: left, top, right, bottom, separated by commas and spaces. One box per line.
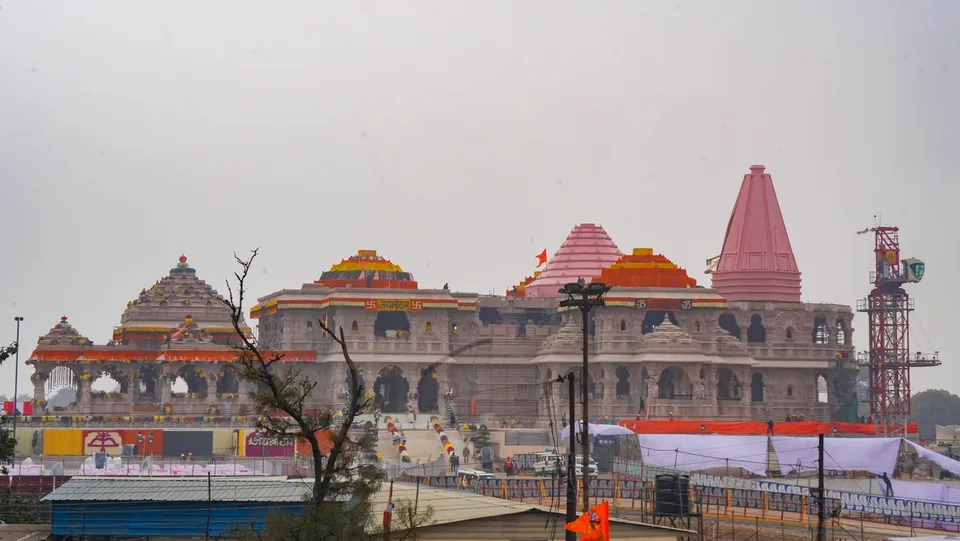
12, 316, 24, 439
559, 280, 611, 511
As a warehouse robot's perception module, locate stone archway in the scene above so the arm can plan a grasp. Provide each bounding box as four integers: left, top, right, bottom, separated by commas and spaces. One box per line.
216, 368, 239, 394
417, 365, 440, 413
657, 366, 690, 399
719, 313, 741, 339
658, 369, 676, 399
374, 365, 409, 412
558, 367, 601, 400
139, 365, 158, 397
750, 373, 764, 402
747, 314, 766, 343
716, 367, 741, 400
615, 366, 631, 399
92, 369, 123, 394
174, 365, 208, 398
46, 365, 78, 395
816, 374, 829, 403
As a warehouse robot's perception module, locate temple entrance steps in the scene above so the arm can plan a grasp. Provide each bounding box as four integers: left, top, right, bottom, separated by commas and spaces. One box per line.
440, 428, 465, 461
396, 428, 446, 462
376, 412, 445, 464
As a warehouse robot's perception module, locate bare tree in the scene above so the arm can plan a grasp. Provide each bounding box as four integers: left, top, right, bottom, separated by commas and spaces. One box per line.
222, 249, 380, 538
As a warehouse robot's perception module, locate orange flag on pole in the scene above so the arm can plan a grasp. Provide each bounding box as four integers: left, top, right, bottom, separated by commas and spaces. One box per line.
536, 249, 548, 267
565, 501, 610, 541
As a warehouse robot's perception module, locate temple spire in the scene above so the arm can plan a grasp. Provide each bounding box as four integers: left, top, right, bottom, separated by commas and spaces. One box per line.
524, 223, 622, 298
710, 165, 802, 302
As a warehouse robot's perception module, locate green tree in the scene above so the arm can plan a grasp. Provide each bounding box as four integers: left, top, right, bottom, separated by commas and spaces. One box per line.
910, 389, 960, 440
0, 342, 43, 525
472, 424, 491, 450
0, 342, 18, 474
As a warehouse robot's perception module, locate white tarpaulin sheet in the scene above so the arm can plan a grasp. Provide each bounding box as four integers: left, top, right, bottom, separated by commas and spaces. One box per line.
771, 437, 900, 475
560, 422, 635, 442
636, 434, 770, 476
904, 439, 960, 476
889, 479, 946, 502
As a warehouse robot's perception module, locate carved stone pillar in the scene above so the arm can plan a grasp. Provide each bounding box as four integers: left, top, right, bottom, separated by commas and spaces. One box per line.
123, 367, 140, 410
160, 367, 178, 407
235, 379, 251, 409
601, 365, 617, 414
31, 371, 49, 403
78, 376, 92, 414
205, 372, 219, 405
738, 368, 751, 406
692, 364, 707, 403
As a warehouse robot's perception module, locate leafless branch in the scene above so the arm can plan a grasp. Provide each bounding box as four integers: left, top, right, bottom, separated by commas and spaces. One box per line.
221, 249, 374, 507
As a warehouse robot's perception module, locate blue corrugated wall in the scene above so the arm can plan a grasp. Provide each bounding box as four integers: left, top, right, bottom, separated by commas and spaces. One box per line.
52, 501, 306, 537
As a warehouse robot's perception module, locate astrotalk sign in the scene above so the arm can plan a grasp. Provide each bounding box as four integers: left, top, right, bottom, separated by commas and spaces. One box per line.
244, 432, 296, 457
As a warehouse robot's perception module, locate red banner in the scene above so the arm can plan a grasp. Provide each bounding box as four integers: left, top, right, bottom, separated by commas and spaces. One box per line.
3, 401, 33, 416
618, 419, 918, 436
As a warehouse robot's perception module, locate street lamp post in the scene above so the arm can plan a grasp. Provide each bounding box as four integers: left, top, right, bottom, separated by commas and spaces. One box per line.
559, 280, 611, 512
12, 317, 24, 439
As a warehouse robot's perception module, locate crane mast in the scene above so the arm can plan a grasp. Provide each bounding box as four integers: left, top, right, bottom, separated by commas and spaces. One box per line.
855, 225, 940, 436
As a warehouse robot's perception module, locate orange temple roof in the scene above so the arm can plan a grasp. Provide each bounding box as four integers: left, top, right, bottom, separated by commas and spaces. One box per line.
505, 272, 541, 298
315, 250, 418, 289
593, 248, 697, 288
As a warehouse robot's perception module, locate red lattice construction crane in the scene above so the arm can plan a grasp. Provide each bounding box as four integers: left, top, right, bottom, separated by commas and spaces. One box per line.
856, 225, 940, 436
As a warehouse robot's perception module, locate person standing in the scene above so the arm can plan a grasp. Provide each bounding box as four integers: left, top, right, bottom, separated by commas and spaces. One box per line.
880, 472, 894, 497
481, 448, 493, 473
450, 453, 460, 475
505, 456, 514, 476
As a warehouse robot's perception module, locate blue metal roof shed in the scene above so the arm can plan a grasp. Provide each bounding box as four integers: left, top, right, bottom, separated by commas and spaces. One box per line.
42, 477, 314, 539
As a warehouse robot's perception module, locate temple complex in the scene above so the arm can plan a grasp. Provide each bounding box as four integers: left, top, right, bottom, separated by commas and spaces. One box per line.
25, 256, 313, 417
25, 165, 860, 424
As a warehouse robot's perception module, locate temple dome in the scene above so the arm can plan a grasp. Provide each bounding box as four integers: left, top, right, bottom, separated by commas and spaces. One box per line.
594, 248, 697, 288
36, 316, 93, 347
524, 224, 623, 298
114, 255, 248, 343
316, 250, 417, 289
711, 165, 802, 302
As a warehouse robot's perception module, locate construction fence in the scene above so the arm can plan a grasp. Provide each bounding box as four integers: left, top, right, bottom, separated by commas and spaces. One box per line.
401, 457, 960, 534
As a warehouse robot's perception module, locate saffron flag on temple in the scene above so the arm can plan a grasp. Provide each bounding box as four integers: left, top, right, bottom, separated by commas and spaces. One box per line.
536, 249, 548, 267
565, 501, 610, 541
3, 401, 33, 416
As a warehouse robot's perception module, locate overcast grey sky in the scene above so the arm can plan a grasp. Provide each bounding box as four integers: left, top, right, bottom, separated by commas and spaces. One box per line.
1, 1, 957, 399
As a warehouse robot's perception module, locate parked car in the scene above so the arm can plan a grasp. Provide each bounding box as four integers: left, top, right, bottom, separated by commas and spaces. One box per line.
532, 453, 564, 476
532, 453, 598, 476
457, 469, 496, 485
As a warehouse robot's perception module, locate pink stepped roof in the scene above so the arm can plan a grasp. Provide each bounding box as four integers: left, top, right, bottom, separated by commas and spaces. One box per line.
711, 165, 802, 302
524, 223, 623, 298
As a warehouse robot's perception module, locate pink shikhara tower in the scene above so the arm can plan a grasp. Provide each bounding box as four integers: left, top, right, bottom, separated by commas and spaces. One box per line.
710, 165, 802, 303
524, 223, 623, 298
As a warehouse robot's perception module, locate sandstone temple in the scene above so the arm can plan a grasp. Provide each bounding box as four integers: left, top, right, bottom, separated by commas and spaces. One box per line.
26, 165, 859, 424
